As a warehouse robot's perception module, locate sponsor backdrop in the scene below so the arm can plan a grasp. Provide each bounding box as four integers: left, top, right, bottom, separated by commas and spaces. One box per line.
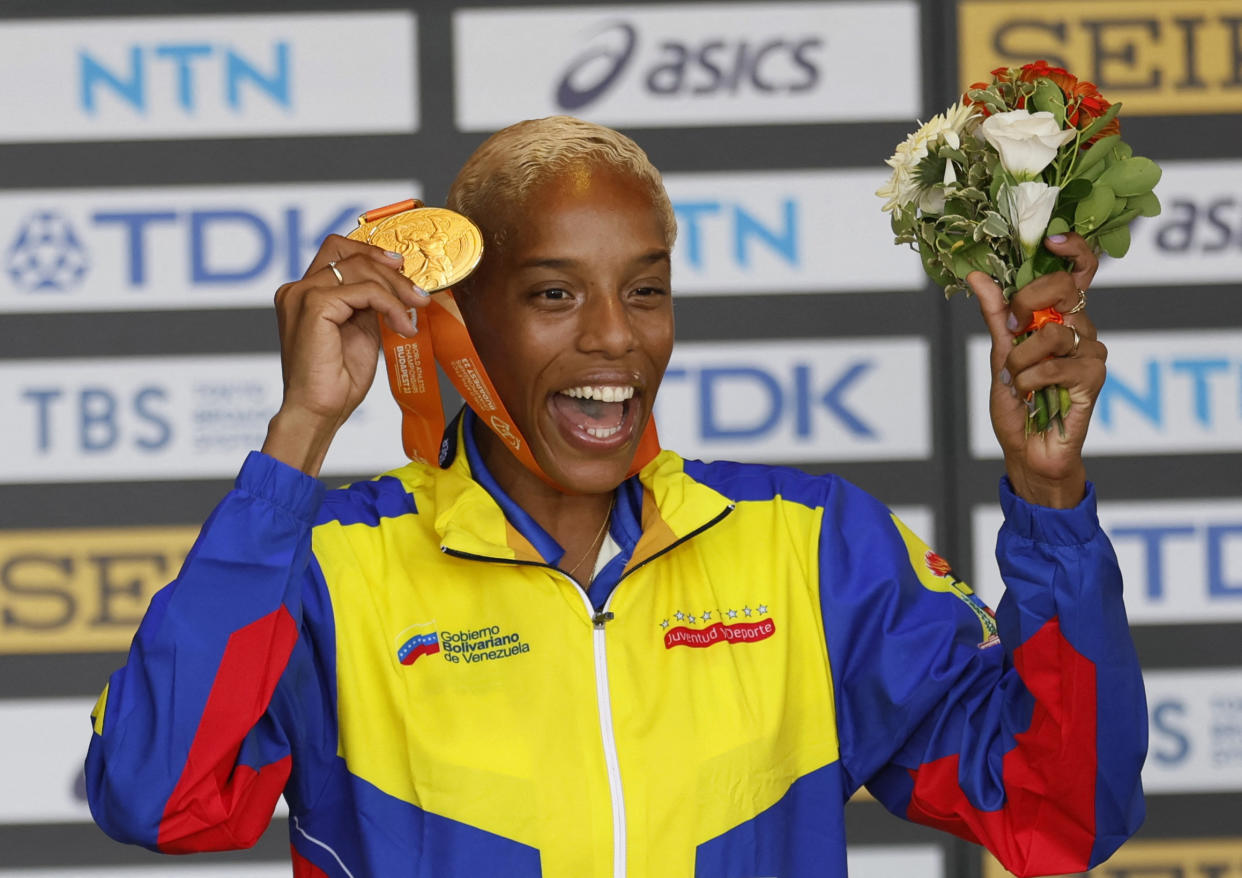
0, 0, 1236, 874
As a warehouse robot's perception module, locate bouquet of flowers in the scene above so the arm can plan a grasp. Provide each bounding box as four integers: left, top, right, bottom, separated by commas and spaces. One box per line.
877, 60, 1162, 433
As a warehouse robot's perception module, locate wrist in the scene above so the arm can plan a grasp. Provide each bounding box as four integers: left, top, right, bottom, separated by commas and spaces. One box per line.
1004, 456, 1087, 509
261, 406, 341, 477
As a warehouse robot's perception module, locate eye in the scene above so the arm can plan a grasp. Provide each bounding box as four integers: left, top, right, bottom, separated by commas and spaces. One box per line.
536, 287, 571, 301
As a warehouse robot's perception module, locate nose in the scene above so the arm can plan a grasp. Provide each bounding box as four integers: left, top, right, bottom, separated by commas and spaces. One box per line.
578, 291, 637, 357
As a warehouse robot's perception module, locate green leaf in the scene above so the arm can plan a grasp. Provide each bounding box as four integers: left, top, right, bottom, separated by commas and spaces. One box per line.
1059, 178, 1093, 202
1077, 101, 1121, 142
1096, 156, 1162, 197
1046, 217, 1071, 237
1072, 134, 1120, 177
1111, 140, 1134, 162
1016, 259, 1035, 290
978, 210, 1010, 238
1031, 78, 1067, 126
1093, 206, 1141, 235
1075, 184, 1116, 233
1128, 191, 1162, 217
1098, 224, 1131, 258
940, 146, 967, 164
1033, 246, 1070, 278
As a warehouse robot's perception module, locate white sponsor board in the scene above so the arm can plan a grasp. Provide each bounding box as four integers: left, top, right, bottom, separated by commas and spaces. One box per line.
971, 498, 1242, 625
1095, 159, 1242, 288
0, 355, 405, 483
665, 170, 925, 294
454, 2, 920, 129
0, 698, 290, 830
0, 13, 417, 142
655, 338, 930, 462
1145, 668, 1242, 793
0, 868, 288, 877
848, 845, 943, 878
968, 330, 1242, 457
0, 182, 418, 314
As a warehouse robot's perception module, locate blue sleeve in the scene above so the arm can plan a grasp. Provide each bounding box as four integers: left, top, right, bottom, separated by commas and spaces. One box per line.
820, 476, 1146, 877
85, 451, 336, 853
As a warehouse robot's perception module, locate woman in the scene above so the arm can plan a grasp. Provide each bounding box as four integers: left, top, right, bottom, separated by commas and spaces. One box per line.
86, 117, 1145, 878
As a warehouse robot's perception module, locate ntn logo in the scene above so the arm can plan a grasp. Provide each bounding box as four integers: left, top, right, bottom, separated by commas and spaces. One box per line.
557, 20, 821, 109
1098, 357, 1240, 428
81, 42, 290, 113
673, 198, 797, 270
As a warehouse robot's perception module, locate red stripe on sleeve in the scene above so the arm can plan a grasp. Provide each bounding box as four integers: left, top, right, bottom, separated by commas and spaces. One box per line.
905, 618, 1098, 877
292, 844, 334, 877
157, 606, 300, 852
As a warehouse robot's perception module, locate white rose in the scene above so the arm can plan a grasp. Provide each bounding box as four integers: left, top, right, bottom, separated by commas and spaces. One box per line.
1002, 181, 1061, 258
981, 110, 1076, 180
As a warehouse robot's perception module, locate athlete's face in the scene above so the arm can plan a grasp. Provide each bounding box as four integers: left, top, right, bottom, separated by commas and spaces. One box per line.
460, 164, 674, 495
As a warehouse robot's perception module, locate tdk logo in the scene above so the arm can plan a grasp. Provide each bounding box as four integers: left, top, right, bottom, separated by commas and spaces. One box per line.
5, 213, 90, 293
79, 41, 290, 115
555, 20, 821, 110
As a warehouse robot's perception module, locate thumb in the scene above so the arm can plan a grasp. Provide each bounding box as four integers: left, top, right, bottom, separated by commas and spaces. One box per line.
967, 271, 1013, 373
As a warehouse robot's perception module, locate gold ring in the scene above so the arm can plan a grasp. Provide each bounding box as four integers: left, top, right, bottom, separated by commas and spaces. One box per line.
1065, 288, 1087, 315
1069, 324, 1081, 357
328, 261, 344, 285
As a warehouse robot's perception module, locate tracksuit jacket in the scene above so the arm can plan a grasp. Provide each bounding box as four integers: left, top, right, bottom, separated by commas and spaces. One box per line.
86, 411, 1147, 877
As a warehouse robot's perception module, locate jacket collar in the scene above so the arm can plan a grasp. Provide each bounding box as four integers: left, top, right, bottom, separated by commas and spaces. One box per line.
430, 409, 733, 574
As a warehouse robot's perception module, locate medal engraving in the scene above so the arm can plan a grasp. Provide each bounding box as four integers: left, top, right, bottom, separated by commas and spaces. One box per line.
348, 206, 483, 292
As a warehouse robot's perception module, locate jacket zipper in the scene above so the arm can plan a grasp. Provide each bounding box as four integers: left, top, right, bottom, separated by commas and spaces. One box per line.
439, 502, 733, 877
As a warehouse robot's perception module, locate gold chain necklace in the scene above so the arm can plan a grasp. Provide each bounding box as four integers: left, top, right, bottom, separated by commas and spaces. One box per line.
564, 499, 614, 582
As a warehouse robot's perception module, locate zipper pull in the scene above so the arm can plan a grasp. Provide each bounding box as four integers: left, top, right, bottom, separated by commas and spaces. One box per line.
591, 610, 614, 629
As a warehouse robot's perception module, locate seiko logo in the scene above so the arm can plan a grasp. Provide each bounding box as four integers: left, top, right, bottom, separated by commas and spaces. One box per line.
554, 20, 822, 110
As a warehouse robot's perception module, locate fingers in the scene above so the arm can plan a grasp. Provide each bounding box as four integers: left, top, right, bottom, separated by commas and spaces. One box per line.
304, 233, 403, 278
1043, 232, 1099, 292
967, 271, 1012, 374
279, 246, 428, 338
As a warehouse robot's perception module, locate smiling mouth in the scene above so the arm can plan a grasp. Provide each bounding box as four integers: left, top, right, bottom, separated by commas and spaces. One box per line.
552, 384, 636, 441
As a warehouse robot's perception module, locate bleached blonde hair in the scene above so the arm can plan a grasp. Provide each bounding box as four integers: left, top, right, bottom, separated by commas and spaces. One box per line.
447, 115, 677, 254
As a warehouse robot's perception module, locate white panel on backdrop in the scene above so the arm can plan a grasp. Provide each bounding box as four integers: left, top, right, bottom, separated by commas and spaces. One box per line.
1095, 159, 1242, 288
664, 170, 926, 294
454, 2, 920, 129
971, 498, 1242, 625
1144, 668, 1242, 794
0, 355, 404, 484
654, 338, 930, 463
0, 697, 290, 826
847, 845, 943, 878
0, 14, 417, 142
968, 331, 1242, 457
0, 182, 419, 314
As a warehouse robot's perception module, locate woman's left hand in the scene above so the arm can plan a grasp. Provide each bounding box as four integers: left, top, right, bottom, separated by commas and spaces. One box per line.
967, 233, 1108, 508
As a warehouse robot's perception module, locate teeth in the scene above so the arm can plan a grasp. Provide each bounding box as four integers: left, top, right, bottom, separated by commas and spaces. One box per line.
586, 424, 623, 439
561, 385, 635, 403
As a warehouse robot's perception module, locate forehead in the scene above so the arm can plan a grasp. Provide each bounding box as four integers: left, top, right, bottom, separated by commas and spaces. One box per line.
503, 165, 662, 244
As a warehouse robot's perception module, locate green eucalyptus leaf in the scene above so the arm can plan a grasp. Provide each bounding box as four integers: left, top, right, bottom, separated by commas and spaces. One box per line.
1077, 101, 1122, 142
1094, 207, 1141, 235
1079, 160, 1107, 182
1075, 184, 1116, 233
1098, 224, 1131, 258
1046, 217, 1071, 237
1032, 78, 1067, 125
1128, 191, 1162, 217
1111, 140, 1134, 162
1109, 196, 1129, 217
1073, 134, 1121, 176
1016, 259, 1035, 290
1096, 156, 1162, 197
1059, 178, 1094, 202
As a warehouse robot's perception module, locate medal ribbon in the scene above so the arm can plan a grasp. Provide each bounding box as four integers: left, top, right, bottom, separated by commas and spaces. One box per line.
361, 200, 661, 490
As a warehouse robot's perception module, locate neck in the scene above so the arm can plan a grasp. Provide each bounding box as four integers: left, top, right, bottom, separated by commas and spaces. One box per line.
471, 416, 615, 580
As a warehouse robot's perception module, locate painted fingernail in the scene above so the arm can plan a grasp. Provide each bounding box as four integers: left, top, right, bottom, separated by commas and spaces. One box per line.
1008, 385, 1018, 399
412, 282, 429, 297
407, 308, 419, 334
999, 367, 1011, 386
1046, 234, 1067, 243
1006, 313, 1020, 332
385, 250, 404, 261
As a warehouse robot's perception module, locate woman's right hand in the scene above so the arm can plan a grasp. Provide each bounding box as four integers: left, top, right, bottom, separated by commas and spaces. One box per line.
261, 234, 427, 476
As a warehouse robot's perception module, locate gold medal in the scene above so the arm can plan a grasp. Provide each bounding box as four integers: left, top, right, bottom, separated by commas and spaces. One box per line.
346, 199, 484, 292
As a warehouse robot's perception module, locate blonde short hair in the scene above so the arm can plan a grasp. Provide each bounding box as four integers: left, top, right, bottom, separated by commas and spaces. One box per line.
447, 115, 677, 253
